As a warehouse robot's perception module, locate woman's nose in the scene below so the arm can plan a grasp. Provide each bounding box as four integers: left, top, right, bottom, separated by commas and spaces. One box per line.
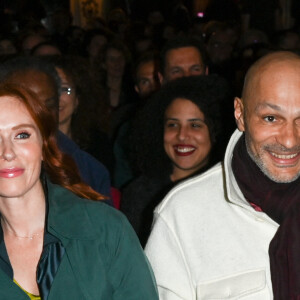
0, 140, 16, 161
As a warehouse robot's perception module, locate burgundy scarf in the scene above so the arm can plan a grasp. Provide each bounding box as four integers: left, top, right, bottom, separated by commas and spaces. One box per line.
232, 135, 300, 299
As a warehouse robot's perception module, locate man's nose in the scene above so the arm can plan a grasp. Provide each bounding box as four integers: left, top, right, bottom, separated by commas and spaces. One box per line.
276, 122, 300, 150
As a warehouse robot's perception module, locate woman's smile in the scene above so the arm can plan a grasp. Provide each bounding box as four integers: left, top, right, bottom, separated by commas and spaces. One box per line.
173, 144, 196, 156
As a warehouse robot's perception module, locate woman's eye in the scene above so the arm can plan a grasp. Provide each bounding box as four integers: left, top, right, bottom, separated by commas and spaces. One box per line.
165, 121, 178, 128
16, 132, 30, 139
191, 123, 202, 128
264, 116, 276, 122
166, 123, 175, 128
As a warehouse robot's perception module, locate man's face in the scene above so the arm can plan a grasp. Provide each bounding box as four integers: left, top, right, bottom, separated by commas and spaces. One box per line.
105, 48, 125, 78
206, 31, 233, 64
161, 46, 206, 83
8, 70, 59, 124
135, 60, 159, 98
235, 62, 300, 183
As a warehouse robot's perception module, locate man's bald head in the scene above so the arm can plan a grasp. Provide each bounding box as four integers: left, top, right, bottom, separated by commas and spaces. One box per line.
242, 51, 300, 101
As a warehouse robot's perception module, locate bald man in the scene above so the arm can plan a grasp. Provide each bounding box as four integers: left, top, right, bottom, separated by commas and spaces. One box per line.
145, 51, 300, 299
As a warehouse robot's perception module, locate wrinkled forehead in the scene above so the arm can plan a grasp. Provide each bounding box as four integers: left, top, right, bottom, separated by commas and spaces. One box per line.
137, 60, 155, 77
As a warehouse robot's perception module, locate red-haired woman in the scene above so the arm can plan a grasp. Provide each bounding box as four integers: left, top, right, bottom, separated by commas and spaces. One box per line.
0, 83, 158, 300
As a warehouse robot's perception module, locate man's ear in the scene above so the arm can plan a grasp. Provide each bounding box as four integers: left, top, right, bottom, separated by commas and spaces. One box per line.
158, 72, 164, 85
134, 85, 139, 93
234, 97, 245, 131
205, 66, 209, 75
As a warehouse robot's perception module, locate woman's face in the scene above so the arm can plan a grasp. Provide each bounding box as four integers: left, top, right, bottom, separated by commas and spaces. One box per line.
0, 96, 43, 199
164, 98, 212, 180
56, 68, 78, 131
105, 48, 126, 78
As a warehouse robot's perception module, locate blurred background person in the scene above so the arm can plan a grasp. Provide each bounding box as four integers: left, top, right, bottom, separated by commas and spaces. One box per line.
50, 55, 114, 175
158, 36, 208, 84
0, 36, 17, 57
113, 52, 160, 188
83, 28, 112, 64
96, 40, 137, 138
30, 41, 62, 56
204, 21, 238, 81
17, 27, 48, 55
134, 52, 160, 99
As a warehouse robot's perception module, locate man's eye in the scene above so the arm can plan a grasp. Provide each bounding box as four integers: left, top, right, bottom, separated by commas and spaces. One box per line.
16, 132, 30, 139
264, 116, 276, 122
140, 79, 149, 86
165, 122, 177, 128
192, 66, 201, 72
171, 69, 180, 74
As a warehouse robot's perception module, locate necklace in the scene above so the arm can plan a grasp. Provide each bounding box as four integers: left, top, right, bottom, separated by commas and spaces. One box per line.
0, 218, 44, 240
3, 225, 43, 240
10, 231, 43, 240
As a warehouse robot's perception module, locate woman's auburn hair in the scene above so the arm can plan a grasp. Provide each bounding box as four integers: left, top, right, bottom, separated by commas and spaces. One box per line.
0, 83, 106, 201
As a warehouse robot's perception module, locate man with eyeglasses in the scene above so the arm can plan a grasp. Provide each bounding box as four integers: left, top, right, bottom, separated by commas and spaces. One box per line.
55, 67, 78, 139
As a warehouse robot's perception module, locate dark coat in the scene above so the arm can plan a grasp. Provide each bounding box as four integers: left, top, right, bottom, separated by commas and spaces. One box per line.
57, 131, 111, 198
121, 174, 174, 247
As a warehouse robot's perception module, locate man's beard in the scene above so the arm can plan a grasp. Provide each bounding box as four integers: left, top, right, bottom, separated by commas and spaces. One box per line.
245, 134, 300, 183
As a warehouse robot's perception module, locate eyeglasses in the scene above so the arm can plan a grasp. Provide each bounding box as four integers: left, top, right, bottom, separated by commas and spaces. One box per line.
60, 86, 74, 95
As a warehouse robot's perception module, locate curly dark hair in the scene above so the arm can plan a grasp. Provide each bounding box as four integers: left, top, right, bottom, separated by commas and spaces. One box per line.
130, 74, 229, 177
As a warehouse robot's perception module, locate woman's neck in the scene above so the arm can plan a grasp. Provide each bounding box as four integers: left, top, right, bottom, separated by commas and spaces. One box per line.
59, 121, 72, 139
170, 169, 194, 182
0, 182, 46, 237
170, 162, 209, 182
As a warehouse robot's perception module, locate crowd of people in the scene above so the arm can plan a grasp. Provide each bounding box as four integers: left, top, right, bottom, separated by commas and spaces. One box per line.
0, 1, 300, 299
0, 3, 299, 189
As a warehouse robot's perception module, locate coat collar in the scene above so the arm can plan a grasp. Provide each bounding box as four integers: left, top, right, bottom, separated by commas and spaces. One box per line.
46, 180, 99, 241
224, 129, 279, 225
223, 129, 250, 208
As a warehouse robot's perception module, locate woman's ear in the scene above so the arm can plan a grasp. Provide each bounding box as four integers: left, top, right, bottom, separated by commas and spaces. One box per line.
234, 97, 245, 132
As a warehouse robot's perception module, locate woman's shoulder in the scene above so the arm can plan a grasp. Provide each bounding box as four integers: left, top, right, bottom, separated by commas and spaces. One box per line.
47, 181, 130, 240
